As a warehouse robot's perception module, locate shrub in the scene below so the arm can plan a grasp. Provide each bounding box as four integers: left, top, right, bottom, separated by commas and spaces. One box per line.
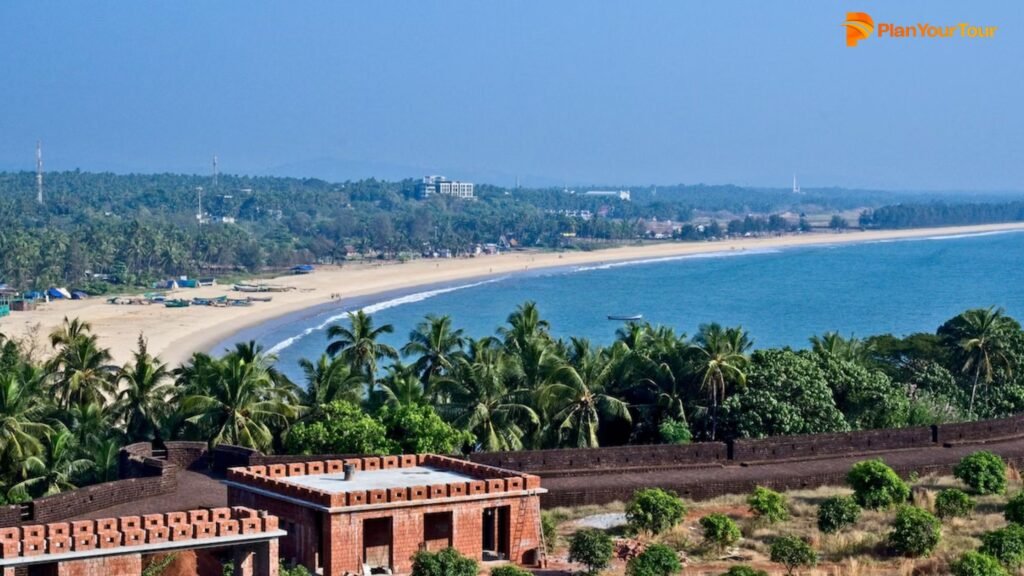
1005, 492, 1024, 525
490, 566, 532, 576
769, 536, 817, 576
935, 488, 975, 519
625, 543, 682, 576
700, 514, 741, 552
279, 564, 311, 576
541, 511, 558, 552
817, 495, 861, 534
847, 459, 910, 509
720, 567, 769, 576
980, 524, 1024, 569
410, 547, 478, 576
658, 418, 692, 444
568, 529, 614, 575
626, 488, 687, 536
954, 451, 1008, 495
748, 486, 788, 524
950, 551, 1010, 576
887, 506, 941, 557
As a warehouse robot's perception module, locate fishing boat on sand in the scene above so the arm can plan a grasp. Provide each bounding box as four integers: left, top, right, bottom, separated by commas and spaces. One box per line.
165, 299, 190, 308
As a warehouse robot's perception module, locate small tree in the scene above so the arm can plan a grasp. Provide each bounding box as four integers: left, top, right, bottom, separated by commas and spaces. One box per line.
935, 488, 975, 519
541, 511, 558, 552
847, 459, 910, 509
490, 566, 532, 576
569, 529, 614, 575
1004, 492, 1024, 524
954, 451, 1007, 495
658, 419, 692, 444
625, 543, 682, 576
626, 488, 687, 536
950, 551, 1010, 576
769, 536, 817, 576
721, 567, 769, 576
700, 514, 741, 552
748, 486, 788, 524
980, 524, 1024, 569
410, 548, 478, 576
888, 506, 941, 557
817, 495, 861, 534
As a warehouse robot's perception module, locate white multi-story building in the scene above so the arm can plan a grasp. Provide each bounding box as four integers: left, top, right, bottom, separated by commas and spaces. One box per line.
418, 175, 474, 199
584, 190, 631, 201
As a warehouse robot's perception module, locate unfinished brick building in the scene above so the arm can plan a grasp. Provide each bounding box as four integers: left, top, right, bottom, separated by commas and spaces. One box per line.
0, 507, 282, 576
225, 454, 545, 575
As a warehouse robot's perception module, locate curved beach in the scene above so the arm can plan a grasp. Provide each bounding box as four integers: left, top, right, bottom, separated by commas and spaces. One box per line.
3, 222, 1024, 367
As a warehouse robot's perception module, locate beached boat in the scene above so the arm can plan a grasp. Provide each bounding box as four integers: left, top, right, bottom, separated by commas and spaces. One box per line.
607, 314, 643, 321
247, 295, 273, 302
165, 299, 190, 308
233, 284, 262, 293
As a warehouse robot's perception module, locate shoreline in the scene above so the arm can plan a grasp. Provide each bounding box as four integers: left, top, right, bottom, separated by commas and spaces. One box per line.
3, 222, 1024, 368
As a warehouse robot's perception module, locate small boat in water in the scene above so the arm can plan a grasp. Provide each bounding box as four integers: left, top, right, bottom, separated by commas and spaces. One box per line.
607, 314, 643, 321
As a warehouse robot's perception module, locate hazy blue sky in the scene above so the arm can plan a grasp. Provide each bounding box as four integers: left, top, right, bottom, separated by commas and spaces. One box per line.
1, 1, 1021, 190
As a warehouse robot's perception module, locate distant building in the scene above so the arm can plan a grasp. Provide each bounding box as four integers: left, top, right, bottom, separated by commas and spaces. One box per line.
418, 175, 474, 199
584, 190, 631, 201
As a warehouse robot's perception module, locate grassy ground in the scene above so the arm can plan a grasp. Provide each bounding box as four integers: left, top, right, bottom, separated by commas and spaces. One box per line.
544, 469, 1024, 576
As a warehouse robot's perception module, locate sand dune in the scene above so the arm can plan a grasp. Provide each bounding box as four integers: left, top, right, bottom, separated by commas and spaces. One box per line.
3, 222, 1023, 368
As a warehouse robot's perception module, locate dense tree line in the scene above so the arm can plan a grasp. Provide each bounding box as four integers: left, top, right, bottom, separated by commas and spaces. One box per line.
2, 170, 996, 291
861, 201, 1024, 229
0, 304, 1020, 503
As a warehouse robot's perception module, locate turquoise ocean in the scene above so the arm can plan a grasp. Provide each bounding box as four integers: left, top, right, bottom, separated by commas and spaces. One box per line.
215, 230, 1024, 382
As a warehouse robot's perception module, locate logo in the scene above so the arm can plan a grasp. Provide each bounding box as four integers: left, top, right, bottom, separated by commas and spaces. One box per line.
843, 12, 875, 47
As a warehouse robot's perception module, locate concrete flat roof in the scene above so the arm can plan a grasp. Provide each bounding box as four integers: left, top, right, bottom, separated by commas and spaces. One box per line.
280, 465, 474, 494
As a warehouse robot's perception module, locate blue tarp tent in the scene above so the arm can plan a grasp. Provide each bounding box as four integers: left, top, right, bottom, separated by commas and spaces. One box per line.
291, 264, 315, 274
71, 291, 89, 300
47, 287, 68, 299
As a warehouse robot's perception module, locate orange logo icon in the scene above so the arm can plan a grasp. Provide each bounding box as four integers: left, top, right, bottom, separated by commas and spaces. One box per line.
843, 12, 875, 46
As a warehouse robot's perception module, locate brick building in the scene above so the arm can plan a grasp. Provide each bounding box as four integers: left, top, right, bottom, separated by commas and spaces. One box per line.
225, 454, 545, 575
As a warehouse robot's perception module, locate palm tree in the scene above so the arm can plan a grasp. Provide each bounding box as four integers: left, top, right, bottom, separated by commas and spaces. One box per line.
48, 317, 93, 349
298, 354, 364, 406
435, 350, 539, 452
9, 428, 92, 501
375, 362, 428, 409
66, 401, 114, 449
940, 307, 1016, 416
115, 335, 173, 442
401, 314, 465, 381
809, 332, 872, 365
499, 302, 551, 352
538, 351, 631, 449
690, 324, 750, 440
47, 330, 116, 411
179, 354, 298, 451
0, 370, 51, 472
89, 438, 121, 484
326, 311, 398, 392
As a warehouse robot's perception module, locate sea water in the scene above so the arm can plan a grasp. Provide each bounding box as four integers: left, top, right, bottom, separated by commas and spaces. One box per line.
219, 230, 1024, 382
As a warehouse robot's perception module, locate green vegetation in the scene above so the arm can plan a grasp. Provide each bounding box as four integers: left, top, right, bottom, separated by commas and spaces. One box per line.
769, 536, 817, 575
568, 528, 614, 575
625, 543, 681, 576
747, 486, 788, 524
489, 566, 531, 576
1, 303, 1024, 507
980, 524, 1024, 569
954, 451, 1007, 495
719, 568, 768, 576
847, 460, 911, 510
888, 506, 942, 557
409, 547, 478, 576
1004, 492, 1024, 525
950, 551, 1010, 576
626, 488, 687, 536
700, 514, 741, 552
935, 488, 975, 519
816, 495, 861, 534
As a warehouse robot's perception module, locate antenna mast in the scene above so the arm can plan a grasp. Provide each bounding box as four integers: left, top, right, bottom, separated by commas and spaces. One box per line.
195, 186, 204, 225
212, 155, 219, 188
36, 141, 43, 204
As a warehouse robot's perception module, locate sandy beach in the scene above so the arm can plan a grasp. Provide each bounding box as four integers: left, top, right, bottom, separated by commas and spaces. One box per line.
3, 222, 1024, 368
